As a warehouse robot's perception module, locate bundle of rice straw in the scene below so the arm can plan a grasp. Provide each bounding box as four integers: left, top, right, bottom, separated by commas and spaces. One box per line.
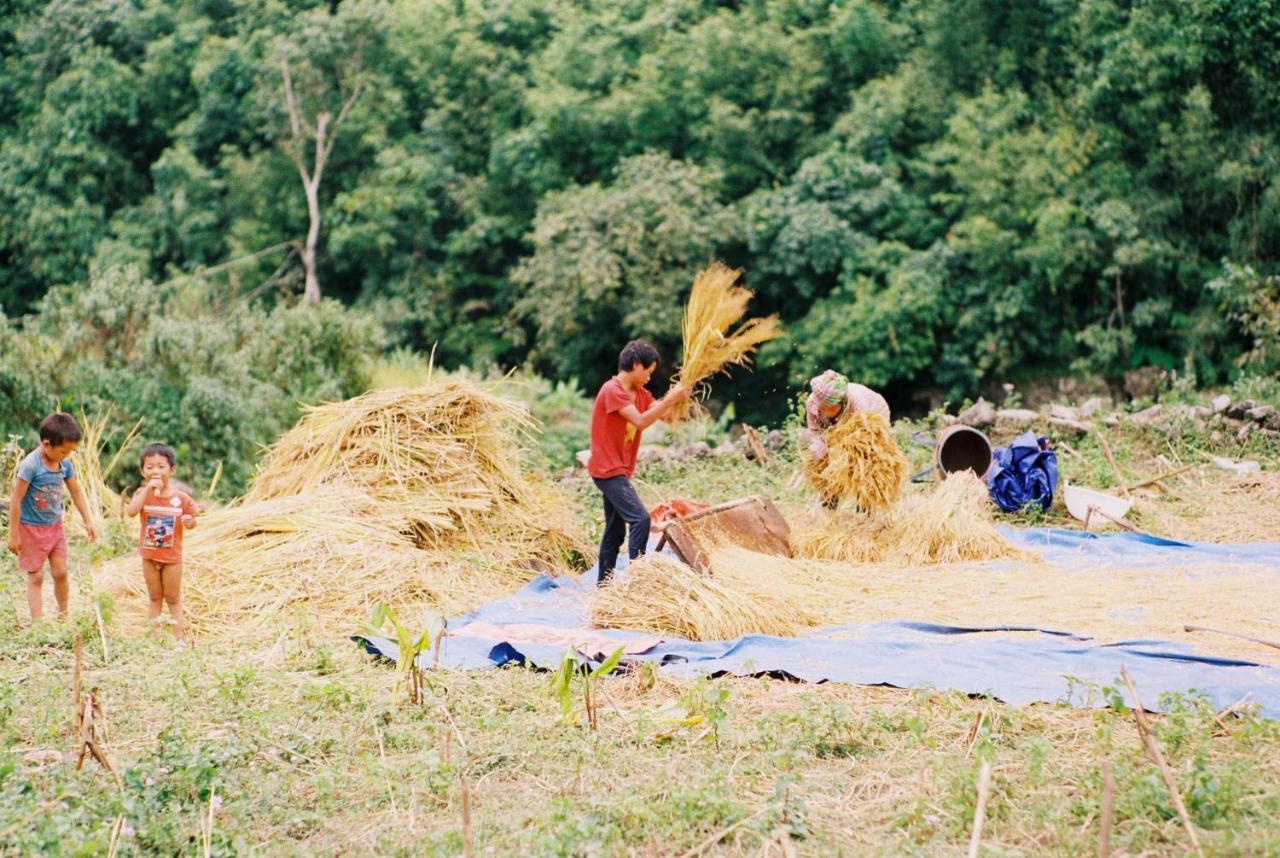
792, 472, 1036, 565
670, 261, 781, 421
802, 411, 908, 513
95, 380, 588, 639
592, 550, 822, 640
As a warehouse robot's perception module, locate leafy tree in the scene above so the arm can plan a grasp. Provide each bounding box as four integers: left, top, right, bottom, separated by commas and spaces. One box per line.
1, 0, 1279, 424
17, 265, 380, 493
261, 3, 383, 304
511, 152, 737, 381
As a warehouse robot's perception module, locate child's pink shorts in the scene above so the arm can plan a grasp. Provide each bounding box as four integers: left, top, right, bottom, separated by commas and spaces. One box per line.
17, 522, 67, 572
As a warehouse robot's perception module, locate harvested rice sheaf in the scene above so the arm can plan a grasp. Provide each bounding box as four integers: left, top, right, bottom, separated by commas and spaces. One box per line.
591, 551, 822, 641
803, 412, 908, 514
670, 262, 781, 421
793, 472, 1035, 565
95, 380, 588, 638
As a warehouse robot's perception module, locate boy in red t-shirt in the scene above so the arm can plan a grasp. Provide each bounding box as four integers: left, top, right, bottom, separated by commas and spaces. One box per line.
124, 443, 198, 641
587, 340, 689, 584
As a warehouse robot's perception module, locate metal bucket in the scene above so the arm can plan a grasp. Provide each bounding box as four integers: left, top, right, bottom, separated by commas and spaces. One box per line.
934, 425, 994, 481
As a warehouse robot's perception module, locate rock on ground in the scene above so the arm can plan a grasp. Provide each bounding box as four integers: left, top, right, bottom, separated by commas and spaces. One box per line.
957, 398, 996, 428
996, 408, 1038, 426
1078, 397, 1107, 418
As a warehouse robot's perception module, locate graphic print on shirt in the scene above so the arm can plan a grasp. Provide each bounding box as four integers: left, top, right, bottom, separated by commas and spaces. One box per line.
33, 483, 60, 511
143, 496, 185, 551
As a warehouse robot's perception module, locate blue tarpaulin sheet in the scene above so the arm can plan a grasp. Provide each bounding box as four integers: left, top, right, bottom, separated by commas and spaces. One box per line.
360, 528, 1280, 717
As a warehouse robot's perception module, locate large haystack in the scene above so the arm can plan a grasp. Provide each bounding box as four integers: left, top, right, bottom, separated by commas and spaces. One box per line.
95, 380, 587, 638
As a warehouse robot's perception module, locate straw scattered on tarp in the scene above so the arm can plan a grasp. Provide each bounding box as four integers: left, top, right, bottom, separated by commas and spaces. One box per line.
594, 537, 1280, 662
591, 551, 821, 641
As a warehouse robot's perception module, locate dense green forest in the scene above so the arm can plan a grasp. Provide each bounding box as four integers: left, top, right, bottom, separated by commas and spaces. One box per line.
2, 0, 1278, 473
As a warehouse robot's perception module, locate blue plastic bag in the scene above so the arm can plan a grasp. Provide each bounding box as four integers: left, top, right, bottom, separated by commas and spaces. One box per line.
987, 432, 1058, 512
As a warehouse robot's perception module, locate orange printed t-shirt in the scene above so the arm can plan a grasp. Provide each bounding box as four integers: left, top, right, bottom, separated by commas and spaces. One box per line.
587, 378, 654, 480
137, 489, 198, 564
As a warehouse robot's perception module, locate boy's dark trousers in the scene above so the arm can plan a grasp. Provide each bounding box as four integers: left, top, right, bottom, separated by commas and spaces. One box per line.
592, 475, 649, 584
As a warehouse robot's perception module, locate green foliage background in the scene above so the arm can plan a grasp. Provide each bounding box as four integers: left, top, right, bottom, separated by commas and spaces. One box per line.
0, 265, 380, 494
2, 0, 1279, 454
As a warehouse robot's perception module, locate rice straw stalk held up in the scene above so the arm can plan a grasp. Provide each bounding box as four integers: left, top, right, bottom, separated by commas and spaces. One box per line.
671, 262, 781, 421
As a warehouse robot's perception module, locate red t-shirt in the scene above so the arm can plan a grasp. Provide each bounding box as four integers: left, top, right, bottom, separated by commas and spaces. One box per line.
588, 378, 654, 479
137, 488, 198, 564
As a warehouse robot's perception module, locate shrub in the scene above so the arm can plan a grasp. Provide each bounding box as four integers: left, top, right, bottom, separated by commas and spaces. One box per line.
12, 265, 380, 495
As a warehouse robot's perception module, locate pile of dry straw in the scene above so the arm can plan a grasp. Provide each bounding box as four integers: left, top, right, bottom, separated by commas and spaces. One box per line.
802, 411, 909, 514
594, 473, 1035, 641
791, 471, 1034, 565
670, 261, 781, 421
96, 381, 586, 638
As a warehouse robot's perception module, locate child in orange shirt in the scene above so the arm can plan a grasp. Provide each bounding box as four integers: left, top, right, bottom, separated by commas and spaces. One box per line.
124, 444, 197, 641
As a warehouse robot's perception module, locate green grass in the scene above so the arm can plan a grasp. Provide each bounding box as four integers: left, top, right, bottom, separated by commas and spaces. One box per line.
2, 415, 1279, 854
3, 603, 1279, 855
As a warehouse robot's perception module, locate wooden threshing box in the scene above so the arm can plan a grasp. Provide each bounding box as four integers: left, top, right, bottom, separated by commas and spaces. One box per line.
656, 495, 791, 574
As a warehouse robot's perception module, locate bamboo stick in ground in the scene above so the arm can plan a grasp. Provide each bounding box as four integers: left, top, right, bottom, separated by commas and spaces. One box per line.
1093, 430, 1130, 498
77, 689, 121, 787
1119, 668, 1203, 857
460, 769, 474, 858
107, 814, 125, 858
964, 711, 985, 758
1098, 757, 1115, 858
967, 760, 994, 858
72, 634, 82, 736
200, 786, 217, 858
94, 602, 110, 665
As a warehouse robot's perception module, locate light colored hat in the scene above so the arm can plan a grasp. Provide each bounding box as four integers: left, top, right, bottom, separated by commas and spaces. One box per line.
809, 370, 849, 406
